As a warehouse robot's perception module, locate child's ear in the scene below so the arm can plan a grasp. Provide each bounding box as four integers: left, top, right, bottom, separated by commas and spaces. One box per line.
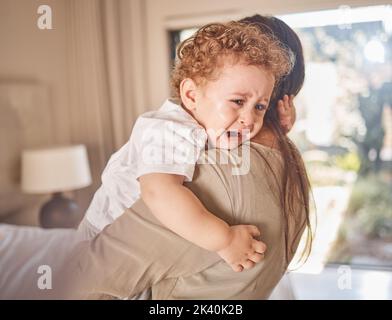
180, 78, 198, 111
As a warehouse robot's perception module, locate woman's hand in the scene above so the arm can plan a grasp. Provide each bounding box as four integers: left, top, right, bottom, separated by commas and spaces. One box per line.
277, 94, 296, 134
216, 225, 267, 272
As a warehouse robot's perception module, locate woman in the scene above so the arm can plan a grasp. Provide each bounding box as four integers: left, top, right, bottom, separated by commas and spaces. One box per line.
0, 15, 312, 300
242, 15, 312, 268
53, 15, 312, 300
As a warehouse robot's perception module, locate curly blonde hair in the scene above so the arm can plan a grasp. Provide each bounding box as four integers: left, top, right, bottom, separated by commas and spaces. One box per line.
170, 21, 294, 99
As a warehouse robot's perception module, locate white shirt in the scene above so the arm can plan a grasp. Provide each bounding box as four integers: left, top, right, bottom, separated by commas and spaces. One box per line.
85, 99, 208, 231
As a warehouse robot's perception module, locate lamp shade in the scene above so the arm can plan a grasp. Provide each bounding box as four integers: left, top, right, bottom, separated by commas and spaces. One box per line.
21, 145, 92, 194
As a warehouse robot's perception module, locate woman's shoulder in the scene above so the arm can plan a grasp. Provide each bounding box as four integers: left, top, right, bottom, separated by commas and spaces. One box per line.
250, 141, 283, 157
248, 142, 284, 172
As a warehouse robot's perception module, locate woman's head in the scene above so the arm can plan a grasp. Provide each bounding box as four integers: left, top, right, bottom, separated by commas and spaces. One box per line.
240, 15, 312, 268
240, 15, 304, 119
240, 15, 305, 103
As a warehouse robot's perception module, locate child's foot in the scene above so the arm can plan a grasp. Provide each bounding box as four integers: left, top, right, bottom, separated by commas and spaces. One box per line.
277, 94, 296, 134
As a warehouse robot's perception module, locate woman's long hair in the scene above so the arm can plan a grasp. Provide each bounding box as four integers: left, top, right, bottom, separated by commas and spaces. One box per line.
241, 15, 314, 267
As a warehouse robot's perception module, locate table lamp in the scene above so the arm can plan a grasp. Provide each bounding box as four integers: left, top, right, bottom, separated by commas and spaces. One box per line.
21, 145, 92, 228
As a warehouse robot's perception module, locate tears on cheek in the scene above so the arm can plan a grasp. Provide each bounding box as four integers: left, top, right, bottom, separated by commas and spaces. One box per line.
213, 103, 238, 128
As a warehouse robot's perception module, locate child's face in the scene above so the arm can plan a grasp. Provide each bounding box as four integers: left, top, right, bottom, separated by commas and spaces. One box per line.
183, 60, 275, 149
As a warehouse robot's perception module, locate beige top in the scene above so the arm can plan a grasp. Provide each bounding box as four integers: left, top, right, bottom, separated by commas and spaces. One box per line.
59, 142, 306, 300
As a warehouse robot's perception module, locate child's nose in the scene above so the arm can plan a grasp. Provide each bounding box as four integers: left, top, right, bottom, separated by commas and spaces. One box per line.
239, 113, 255, 131
239, 118, 254, 132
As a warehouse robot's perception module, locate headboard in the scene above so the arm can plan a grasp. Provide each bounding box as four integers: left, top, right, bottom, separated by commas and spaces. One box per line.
0, 81, 54, 223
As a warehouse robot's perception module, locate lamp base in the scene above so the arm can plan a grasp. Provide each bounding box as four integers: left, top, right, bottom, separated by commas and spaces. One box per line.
40, 192, 81, 228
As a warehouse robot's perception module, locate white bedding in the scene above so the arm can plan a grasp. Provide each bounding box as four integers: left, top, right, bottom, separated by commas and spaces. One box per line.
0, 224, 83, 299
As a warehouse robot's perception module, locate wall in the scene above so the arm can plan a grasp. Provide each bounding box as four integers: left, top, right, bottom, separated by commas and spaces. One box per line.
0, 0, 147, 226
0, 0, 70, 144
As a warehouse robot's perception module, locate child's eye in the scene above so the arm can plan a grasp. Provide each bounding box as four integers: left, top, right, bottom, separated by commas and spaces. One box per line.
231, 99, 244, 106
255, 104, 267, 111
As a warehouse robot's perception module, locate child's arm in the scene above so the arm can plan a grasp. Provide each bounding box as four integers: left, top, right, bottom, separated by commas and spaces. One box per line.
139, 173, 266, 272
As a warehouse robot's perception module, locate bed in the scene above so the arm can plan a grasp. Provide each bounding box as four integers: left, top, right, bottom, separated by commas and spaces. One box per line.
0, 224, 82, 299
0, 81, 78, 299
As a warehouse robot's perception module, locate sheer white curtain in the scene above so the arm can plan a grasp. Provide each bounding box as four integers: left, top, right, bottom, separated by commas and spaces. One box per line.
65, 0, 148, 212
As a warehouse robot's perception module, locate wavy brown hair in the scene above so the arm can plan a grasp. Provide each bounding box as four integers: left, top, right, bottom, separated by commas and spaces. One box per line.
241, 15, 314, 268
170, 21, 294, 99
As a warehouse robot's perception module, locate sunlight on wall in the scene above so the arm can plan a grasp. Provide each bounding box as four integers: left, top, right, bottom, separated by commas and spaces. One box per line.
301, 62, 338, 146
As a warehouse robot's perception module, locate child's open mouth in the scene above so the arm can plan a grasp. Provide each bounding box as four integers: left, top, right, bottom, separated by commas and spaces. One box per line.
216, 129, 250, 149
226, 130, 242, 140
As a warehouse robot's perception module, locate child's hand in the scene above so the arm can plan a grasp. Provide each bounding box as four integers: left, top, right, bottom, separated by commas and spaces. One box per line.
216, 225, 267, 273
277, 94, 296, 134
